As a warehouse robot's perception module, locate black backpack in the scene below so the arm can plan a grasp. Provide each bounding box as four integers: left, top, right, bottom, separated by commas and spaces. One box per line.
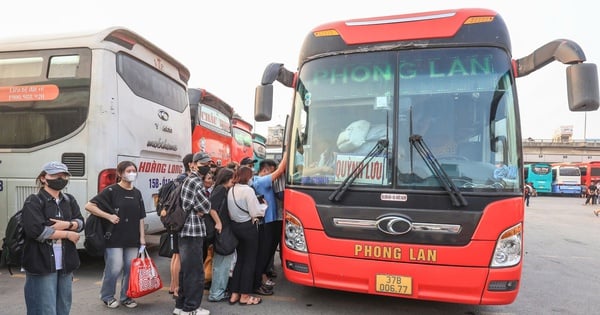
84, 214, 113, 257
156, 180, 177, 215
161, 181, 187, 232
1, 193, 43, 274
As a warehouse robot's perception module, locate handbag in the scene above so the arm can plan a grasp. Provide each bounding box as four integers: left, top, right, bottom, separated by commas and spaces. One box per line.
158, 232, 174, 258
126, 248, 163, 298
214, 225, 238, 255
213, 198, 238, 255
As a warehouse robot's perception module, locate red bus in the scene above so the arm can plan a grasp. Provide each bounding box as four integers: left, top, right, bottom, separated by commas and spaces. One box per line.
577, 161, 600, 187
231, 114, 254, 165
254, 8, 599, 305
189, 88, 233, 166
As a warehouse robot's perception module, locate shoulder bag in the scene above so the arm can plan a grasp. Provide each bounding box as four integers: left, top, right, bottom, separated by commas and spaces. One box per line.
213, 198, 238, 255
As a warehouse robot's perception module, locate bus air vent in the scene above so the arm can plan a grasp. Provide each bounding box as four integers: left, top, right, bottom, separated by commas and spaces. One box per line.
62, 153, 85, 177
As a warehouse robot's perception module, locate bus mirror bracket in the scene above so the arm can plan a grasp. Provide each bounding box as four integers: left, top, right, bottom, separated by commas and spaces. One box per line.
566, 63, 600, 111
255, 84, 273, 122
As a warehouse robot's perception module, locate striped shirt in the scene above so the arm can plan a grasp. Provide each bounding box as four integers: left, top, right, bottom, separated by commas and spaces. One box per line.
180, 171, 211, 237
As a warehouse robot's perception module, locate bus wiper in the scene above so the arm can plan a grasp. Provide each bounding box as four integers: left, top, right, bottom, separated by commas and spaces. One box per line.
329, 139, 389, 202
409, 135, 468, 207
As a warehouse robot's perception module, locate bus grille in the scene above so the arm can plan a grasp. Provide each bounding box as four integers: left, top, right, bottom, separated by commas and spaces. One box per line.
62, 153, 85, 177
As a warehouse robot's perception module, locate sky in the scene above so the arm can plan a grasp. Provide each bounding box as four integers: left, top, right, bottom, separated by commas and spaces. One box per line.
2, 0, 598, 140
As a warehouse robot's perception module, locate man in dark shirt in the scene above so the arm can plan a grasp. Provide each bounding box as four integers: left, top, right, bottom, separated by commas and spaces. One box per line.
173, 152, 212, 315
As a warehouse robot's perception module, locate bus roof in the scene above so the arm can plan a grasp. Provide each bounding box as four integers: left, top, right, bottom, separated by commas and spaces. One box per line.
0, 26, 190, 83
188, 88, 234, 117
299, 8, 510, 64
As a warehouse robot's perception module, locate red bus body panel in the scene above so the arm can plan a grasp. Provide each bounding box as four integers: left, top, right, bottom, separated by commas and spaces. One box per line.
282, 190, 523, 305
192, 128, 231, 166
312, 8, 497, 45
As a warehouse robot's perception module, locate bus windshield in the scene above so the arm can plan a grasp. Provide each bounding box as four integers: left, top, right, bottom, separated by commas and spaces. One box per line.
0, 49, 91, 149
291, 47, 520, 192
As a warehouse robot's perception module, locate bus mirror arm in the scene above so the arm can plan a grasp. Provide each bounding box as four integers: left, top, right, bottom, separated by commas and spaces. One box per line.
515, 39, 599, 112
260, 63, 295, 87
515, 39, 587, 77
255, 63, 296, 122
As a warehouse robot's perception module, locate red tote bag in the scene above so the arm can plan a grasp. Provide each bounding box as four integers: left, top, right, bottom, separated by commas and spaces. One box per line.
126, 248, 163, 298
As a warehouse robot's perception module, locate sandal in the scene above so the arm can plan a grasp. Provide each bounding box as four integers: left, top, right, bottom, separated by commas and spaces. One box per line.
254, 285, 274, 296
239, 296, 262, 305
228, 293, 240, 305
263, 279, 276, 287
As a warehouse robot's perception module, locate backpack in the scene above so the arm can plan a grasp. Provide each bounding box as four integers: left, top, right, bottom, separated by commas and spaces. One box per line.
1, 193, 43, 275
161, 181, 187, 233
156, 180, 178, 215
84, 214, 113, 257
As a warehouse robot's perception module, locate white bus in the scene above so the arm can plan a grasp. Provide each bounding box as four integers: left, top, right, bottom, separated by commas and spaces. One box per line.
0, 27, 191, 247
551, 164, 582, 196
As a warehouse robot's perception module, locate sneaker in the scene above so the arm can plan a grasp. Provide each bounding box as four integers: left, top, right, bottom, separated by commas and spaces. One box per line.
103, 298, 119, 308
122, 298, 138, 308
173, 308, 183, 315
181, 307, 210, 315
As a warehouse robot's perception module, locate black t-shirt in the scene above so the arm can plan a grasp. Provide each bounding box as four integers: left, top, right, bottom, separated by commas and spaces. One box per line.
90, 184, 146, 248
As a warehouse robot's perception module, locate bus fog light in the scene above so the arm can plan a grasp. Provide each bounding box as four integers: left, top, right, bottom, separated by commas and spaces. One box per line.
488, 280, 519, 291
284, 212, 307, 252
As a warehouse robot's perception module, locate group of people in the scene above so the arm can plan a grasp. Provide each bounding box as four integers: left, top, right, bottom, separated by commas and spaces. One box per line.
21, 160, 145, 315
162, 151, 288, 314
584, 182, 600, 217
20, 150, 287, 315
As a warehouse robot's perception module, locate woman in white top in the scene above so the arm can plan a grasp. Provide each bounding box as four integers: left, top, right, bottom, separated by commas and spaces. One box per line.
226, 166, 265, 305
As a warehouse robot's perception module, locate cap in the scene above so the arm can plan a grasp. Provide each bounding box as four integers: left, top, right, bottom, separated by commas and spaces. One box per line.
193, 152, 212, 164
42, 161, 71, 175
240, 157, 257, 166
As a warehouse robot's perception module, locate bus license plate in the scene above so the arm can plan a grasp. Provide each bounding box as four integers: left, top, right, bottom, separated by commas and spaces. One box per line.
375, 274, 412, 295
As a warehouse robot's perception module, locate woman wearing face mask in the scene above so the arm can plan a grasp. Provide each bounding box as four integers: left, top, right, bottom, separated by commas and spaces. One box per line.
85, 160, 146, 309
22, 161, 84, 315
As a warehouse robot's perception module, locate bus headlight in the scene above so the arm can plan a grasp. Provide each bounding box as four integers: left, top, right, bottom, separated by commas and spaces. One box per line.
491, 223, 522, 267
284, 212, 307, 252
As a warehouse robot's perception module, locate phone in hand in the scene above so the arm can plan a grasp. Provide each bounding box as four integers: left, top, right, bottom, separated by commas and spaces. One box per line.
257, 195, 265, 204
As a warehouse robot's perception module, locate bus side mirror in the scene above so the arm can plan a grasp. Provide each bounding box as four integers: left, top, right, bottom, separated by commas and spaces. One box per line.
567, 63, 599, 111
255, 84, 273, 122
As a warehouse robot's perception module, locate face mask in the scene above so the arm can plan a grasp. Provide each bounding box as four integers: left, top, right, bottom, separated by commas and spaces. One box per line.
198, 166, 211, 176
123, 172, 138, 182
46, 178, 68, 190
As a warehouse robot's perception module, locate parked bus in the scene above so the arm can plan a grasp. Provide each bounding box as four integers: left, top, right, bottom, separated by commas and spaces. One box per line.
551, 163, 582, 195
577, 161, 600, 188
524, 163, 553, 194
0, 27, 192, 245
253, 133, 267, 173
189, 88, 234, 166
231, 114, 254, 164
266, 146, 283, 162
253, 8, 599, 305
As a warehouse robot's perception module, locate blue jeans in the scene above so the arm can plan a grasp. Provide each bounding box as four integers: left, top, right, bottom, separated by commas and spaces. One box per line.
208, 251, 235, 301
25, 270, 73, 315
100, 247, 138, 303
176, 236, 205, 312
